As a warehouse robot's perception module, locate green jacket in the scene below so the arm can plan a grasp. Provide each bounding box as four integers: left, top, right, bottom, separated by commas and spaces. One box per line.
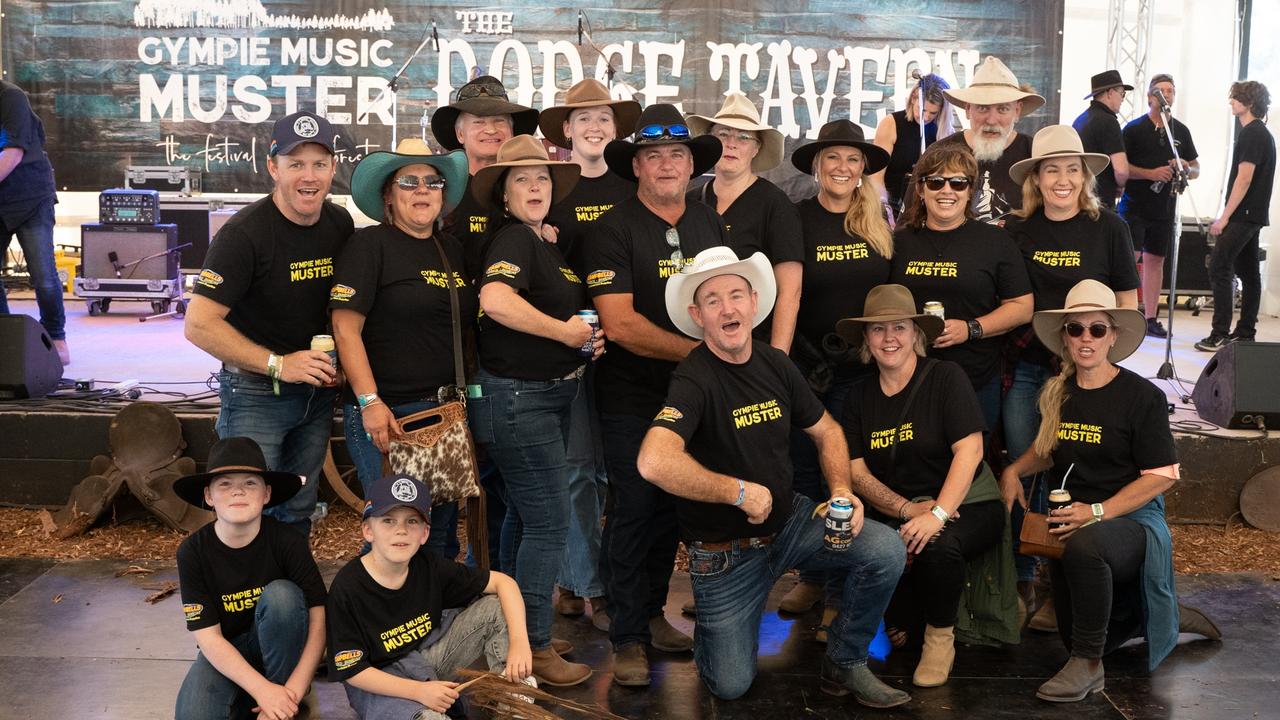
955, 463, 1021, 646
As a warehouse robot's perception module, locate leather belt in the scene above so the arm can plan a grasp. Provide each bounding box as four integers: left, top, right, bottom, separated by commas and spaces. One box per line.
689, 535, 775, 552
223, 363, 267, 379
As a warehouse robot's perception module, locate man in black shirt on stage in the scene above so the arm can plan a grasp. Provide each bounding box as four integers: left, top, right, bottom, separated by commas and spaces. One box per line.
1073, 70, 1133, 209
1197, 80, 1275, 351
583, 103, 724, 686
637, 248, 908, 708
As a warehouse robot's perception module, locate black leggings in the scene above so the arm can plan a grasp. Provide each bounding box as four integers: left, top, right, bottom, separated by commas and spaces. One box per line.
1049, 518, 1147, 659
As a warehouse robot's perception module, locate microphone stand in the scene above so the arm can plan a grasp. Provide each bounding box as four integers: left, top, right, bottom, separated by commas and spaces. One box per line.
1153, 99, 1191, 387
578, 11, 620, 89
360, 23, 437, 148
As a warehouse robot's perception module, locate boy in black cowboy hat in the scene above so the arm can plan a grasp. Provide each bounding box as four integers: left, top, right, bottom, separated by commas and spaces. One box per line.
173, 437, 328, 720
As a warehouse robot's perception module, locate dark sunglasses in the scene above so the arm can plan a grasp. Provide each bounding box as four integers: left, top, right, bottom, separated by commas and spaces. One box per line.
638, 123, 691, 141
665, 227, 683, 266
395, 175, 447, 191
920, 175, 972, 192
455, 77, 507, 102
1063, 321, 1113, 339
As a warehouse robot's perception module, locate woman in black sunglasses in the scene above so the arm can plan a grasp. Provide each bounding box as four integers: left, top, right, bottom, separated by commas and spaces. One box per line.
1000, 279, 1217, 703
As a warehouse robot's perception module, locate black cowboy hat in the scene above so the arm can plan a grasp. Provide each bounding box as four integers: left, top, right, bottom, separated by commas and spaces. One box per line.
430, 75, 539, 151
790, 119, 890, 175
173, 437, 303, 509
603, 103, 722, 182
1084, 70, 1134, 100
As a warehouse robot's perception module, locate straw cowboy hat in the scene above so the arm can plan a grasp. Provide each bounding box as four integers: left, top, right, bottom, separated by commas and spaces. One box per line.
944, 57, 1046, 114
469, 135, 581, 206
664, 247, 776, 339
431, 75, 539, 151
350, 139, 469, 222
604, 103, 723, 182
1084, 70, 1134, 100
1032, 279, 1146, 363
173, 437, 302, 509
1008, 125, 1111, 185
834, 284, 944, 348
789, 119, 891, 175
686, 92, 784, 172
537, 78, 642, 149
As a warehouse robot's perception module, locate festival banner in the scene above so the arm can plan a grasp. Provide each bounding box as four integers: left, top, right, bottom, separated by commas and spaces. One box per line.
2, 1, 1064, 193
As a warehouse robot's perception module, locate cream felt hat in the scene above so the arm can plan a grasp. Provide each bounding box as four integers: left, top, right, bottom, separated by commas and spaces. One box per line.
686, 92, 784, 172
944, 57, 1046, 114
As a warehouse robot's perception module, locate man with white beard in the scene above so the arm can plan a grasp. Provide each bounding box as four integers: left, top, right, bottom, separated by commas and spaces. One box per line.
933, 57, 1045, 226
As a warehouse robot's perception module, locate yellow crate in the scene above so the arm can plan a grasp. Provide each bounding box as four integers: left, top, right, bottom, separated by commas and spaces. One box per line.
54, 249, 79, 294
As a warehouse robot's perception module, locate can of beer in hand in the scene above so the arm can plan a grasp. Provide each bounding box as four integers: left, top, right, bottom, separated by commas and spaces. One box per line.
824, 497, 854, 552
576, 309, 599, 358
923, 301, 945, 321
1048, 489, 1072, 527
311, 334, 338, 387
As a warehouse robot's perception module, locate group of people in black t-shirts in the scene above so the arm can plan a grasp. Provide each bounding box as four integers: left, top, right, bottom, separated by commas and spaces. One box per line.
177, 58, 1263, 718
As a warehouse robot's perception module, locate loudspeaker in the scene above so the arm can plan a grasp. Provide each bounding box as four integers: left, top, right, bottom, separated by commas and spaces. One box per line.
158, 199, 211, 270
0, 315, 62, 400
1162, 221, 1211, 294
81, 223, 179, 280
1192, 341, 1280, 430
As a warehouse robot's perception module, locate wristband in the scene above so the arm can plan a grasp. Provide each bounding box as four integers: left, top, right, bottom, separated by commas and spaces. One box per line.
732, 478, 746, 507
357, 392, 380, 408
930, 505, 950, 523
1091, 502, 1105, 521
267, 354, 283, 396
897, 499, 910, 522
966, 319, 984, 341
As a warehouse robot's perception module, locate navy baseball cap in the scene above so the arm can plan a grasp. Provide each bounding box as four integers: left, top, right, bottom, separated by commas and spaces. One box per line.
363, 473, 433, 520
270, 110, 336, 157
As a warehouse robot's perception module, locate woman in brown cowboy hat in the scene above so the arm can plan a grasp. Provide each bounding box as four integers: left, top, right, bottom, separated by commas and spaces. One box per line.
1001, 125, 1141, 626
837, 284, 1016, 688
999, 280, 1218, 703
468, 134, 606, 687
870, 73, 960, 212
686, 91, 803, 353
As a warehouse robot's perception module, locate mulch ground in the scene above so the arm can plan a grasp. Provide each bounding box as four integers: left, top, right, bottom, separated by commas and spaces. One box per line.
1, 506, 1278, 578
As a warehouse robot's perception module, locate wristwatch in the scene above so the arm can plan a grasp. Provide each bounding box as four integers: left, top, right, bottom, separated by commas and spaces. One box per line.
966, 319, 984, 341
1091, 503, 1106, 522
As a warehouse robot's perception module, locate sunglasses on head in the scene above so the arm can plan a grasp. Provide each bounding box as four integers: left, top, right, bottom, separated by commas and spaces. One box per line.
394, 175, 447, 191
456, 78, 506, 102
920, 175, 972, 192
638, 123, 691, 141
1063, 321, 1113, 338
665, 227, 684, 266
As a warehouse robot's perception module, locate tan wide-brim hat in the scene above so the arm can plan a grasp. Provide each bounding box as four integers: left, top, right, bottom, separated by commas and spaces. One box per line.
944, 56, 1046, 115
469, 135, 581, 207
1032, 279, 1146, 363
1008, 125, 1112, 186
431, 75, 539, 151
538, 78, 642, 149
665, 247, 776, 339
834, 284, 944, 348
686, 92, 784, 173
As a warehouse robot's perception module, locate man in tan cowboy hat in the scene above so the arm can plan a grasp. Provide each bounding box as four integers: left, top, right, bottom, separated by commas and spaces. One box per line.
582, 103, 724, 686
1073, 71, 1134, 209
539, 78, 641, 631
935, 57, 1045, 224
637, 247, 909, 708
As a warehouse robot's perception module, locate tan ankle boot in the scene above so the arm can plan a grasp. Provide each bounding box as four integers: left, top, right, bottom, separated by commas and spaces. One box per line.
590, 596, 611, 632
612, 643, 650, 686
649, 616, 693, 652
531, 646, 591, 687
1029, 595, 1058, 632
555, 588, 585, 617
913, 624, 956, 687
779, 581, 824, 614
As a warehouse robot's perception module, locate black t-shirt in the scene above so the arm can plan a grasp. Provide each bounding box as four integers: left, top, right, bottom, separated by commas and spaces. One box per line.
794, 197, 892, 353
583, 196, 729, 418
1005, 209, 1140, 366
933, 131, 1032, 224
885, 110, 939, 208
326, 550, 490, 681
442, 175, 491, 282
478, 223, 587, 380
1072, 101, 1126, 208
890, 220, 1032, 387
1048, 368, 1177, 505
653, 342, 825, 542
545, 170, 636, 277
0, 80, 57, 223
1119, 115, 1198, 221
193, 196, 353, 354
1228, 119, 1276, 225
329, 224, 475, 406
842, 359, 986, 501
177, 517, 327, 640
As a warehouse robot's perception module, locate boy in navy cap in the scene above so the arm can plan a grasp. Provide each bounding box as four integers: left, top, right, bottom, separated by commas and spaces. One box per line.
173, 436, 328, 720
326, 473, 533, 719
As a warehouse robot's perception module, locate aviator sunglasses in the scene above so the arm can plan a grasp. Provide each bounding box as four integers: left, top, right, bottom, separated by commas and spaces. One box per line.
638, 123, 691, 141
665, 227, 683, 266
920, 175, 972, 192
1063, 321, 1113, 339
395, 175, 447, 191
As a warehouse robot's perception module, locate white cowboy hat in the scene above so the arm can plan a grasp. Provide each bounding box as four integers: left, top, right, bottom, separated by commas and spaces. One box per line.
944, 57, 1046, 114
1008, 125, 1111, 185
686, 92, 784, 172
664, 247, 776, 339
1032, 279, 1146, 363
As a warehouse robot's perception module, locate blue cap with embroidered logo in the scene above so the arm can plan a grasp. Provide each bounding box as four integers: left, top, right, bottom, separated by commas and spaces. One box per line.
270, 110, 336, 157
363, 473, 433, 520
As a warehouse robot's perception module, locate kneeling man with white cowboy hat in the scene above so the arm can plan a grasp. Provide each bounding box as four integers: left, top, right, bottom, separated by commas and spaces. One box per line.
636, 247, 910, 707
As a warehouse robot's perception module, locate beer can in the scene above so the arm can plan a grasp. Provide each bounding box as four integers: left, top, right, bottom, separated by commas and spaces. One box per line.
824, 497, 854, 552
1048, 488, 1072, 527
576, 309, 600, 358
923, 301, 945, 320
311, 334, 339, 387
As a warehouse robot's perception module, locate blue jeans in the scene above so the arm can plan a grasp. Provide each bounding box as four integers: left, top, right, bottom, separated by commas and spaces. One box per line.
558, 367, 608, 598
973, 373, 1002, 443
343, 400, 460, 560
469, 369, 577, 649
1002, 360, 1052, 582
174, 580, 308, 720
0, 197, 65, 339
216, 370, 336, 537
688, 494, 905, 700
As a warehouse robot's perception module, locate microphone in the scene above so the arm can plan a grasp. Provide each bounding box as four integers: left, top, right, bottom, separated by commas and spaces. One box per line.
910, 69, 922, 81
578, 11, 583, 46
107, 251, 123, 278
1154, 88, 1171, 111
431, 20, 439, 51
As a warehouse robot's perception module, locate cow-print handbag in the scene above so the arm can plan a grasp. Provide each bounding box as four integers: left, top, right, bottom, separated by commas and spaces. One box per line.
388, 237, 487, 567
